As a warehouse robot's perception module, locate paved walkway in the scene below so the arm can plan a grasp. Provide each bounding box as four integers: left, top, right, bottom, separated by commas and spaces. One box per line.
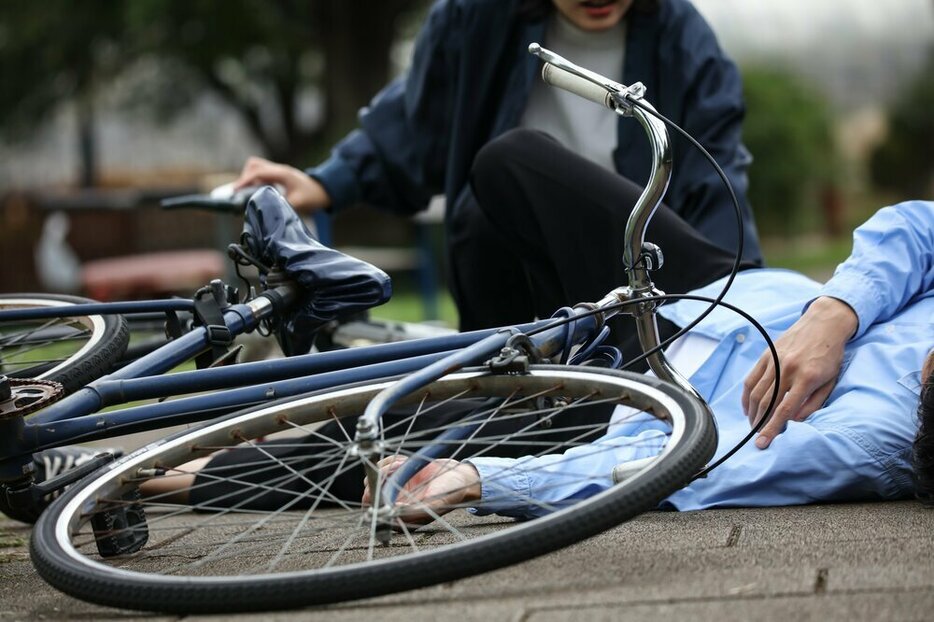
2, 501, 931, 621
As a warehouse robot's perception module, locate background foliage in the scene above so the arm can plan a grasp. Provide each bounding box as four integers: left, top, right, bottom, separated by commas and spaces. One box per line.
0, 0, 426, 184
740, 67, 839, 237
869, 47, 934, 198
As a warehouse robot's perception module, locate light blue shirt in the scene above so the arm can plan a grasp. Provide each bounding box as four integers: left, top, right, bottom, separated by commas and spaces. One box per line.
470, 201, 933, 516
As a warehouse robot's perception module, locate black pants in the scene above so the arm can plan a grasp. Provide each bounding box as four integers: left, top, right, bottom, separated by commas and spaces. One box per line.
192, 130, 757, 510
448, 128, 758, 364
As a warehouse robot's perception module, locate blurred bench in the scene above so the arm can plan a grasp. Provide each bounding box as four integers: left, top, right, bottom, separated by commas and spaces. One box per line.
32, 187, 227, 301
81, 249, 225, 301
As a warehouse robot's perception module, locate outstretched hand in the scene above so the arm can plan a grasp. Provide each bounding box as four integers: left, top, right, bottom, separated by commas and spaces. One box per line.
233, 156, 331, 213
742, 296, 858, 449
361, 456, 482, 526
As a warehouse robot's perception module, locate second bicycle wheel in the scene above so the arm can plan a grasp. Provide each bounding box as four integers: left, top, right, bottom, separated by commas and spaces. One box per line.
0, 294, 129, 393
32, 365, 715, 613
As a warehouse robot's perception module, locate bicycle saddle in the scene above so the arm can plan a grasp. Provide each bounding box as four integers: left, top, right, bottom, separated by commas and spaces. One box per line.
243, 186, 392, 355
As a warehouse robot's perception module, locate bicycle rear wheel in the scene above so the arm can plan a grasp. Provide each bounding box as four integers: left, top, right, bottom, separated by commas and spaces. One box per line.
0, 294, 129, 393
32, 365, 715, 613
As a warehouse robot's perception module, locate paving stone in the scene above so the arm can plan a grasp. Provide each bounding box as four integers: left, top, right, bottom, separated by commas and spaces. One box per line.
526, 589, 934, 622
4, 503, 931, 621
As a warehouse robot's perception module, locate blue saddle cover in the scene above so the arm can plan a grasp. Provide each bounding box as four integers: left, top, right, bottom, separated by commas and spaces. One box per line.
242, 186, 392, 355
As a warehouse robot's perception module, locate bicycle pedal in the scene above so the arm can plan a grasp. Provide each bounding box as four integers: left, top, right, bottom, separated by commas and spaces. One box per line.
91, 491, 149, 558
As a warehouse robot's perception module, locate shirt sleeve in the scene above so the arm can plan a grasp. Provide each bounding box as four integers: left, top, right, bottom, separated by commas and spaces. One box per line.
665, 419, 912, 510
306, 0, 456, 215
466, 420, 669, 519
816, 201, 934, 339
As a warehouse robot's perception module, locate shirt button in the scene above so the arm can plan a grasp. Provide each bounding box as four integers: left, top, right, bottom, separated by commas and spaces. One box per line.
736, 333, 746, 343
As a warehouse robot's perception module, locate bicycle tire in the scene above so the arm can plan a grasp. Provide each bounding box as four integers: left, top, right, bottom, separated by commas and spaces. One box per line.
32, 365, 715, 613
0, 294, 129, 393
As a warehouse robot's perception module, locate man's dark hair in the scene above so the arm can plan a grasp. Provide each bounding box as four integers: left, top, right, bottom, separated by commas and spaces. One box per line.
913, 369, 934, 506
518, 0, 661, 21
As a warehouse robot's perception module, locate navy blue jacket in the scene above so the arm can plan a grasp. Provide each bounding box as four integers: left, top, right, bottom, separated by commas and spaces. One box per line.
308, 0, 762, 262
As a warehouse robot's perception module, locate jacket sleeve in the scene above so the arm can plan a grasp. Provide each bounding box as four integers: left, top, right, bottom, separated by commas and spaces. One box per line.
817, 201, 934, 338
659, 4, 760, 264
306, 0, 457, 215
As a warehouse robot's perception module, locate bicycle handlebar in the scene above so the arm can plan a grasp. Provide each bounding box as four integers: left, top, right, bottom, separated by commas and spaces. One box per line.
531, 44, 707, 413
541, 62, 618, 110
159, 195, 244, 214
159, 183, 271, 215
530, 43, 647, 115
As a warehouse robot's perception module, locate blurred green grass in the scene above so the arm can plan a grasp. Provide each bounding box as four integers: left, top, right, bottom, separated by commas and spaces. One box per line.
376, 283, 458, 326
377, 231, 858, 327
762, 234, 853, 282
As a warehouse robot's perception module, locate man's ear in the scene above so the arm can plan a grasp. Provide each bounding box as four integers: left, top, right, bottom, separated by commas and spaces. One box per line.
922, 349, 934, 383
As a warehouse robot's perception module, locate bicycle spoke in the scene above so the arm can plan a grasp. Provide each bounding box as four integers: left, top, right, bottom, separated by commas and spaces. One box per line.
266, 450, 352, 572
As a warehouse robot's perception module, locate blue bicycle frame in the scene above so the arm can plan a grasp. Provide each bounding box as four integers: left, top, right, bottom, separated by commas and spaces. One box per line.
0, 285, 605, 481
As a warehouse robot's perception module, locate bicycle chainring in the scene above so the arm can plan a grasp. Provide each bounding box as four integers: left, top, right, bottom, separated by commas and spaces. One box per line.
0, 378, 65, 419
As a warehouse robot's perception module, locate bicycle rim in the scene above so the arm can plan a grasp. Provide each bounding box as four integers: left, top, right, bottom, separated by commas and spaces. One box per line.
32, 365, 715, 613
0, 294, 128, 393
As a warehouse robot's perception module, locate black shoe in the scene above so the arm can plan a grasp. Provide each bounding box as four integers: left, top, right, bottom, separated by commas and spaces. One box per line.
0, 446, 123, 524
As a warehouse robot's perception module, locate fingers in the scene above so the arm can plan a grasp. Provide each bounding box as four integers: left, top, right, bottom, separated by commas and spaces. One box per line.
233, 156, 284, 190
744, 362, 779, 429
742, 353, 771, 422
792, 380, 835, 422
361, 459, 474, 524
754, 385, 805, 449
754, 378, 835, 449
361, 456, 408, 505
232, 156, 331, 213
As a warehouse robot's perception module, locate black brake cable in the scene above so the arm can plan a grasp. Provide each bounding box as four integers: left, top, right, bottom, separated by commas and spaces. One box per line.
522, 97, 781, 479
523, 293, 781, 479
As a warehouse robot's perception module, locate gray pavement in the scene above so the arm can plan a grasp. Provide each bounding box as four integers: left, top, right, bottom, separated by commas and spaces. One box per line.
2, 501, 932, 621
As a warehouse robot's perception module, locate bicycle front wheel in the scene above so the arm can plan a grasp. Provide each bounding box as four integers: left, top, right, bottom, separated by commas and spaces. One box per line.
0, 294, 129, 393
32, 365, 715, 613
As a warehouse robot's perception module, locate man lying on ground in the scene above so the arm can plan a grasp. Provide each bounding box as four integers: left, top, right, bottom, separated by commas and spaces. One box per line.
364, 200, 934, 521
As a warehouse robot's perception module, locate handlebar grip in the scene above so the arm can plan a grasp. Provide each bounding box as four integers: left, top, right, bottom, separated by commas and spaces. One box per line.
160, 195, 243, 214
541, 63, 615, 110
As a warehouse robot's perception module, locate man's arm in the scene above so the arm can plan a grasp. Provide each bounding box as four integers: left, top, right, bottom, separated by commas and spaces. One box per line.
742, 201, 934, 447
364, 423, 669, 522
305, 1, 458, 216
467, 424, 669, 520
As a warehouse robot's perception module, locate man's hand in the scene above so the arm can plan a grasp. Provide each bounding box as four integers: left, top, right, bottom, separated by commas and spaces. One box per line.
361, 456, 481, 526
742, 296, 858, 449
233, 156, 331, 213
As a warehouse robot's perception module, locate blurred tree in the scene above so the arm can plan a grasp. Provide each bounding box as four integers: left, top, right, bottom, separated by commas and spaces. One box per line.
869, 48, 934, 198
0, 0, 127, 186
0, 0, 427, 185
741, 67, 839, 237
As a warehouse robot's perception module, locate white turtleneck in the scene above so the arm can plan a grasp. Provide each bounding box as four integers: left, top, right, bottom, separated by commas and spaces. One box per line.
520, 12, 627, 171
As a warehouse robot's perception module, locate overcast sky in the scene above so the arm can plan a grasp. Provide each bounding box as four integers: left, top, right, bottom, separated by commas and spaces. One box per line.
694, 0, 934, 108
